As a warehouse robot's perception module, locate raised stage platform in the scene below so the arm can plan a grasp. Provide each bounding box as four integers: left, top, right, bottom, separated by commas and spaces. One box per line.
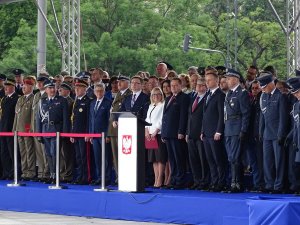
0, 180, 299, 225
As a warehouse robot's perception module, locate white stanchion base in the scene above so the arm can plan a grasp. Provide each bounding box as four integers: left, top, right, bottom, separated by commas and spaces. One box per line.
7, 183, 26, 187
48, 185, 68, 190
94, 188, 108, 192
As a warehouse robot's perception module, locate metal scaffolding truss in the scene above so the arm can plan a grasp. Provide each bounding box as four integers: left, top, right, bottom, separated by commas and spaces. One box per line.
268, 0, 300, 78
61, 0, 81, 76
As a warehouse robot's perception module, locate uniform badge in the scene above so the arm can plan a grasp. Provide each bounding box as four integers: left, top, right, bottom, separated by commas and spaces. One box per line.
79, 108, 83, 112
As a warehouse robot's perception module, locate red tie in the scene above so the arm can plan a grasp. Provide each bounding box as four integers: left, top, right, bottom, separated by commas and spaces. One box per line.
192, 96, 200, 112
167, 95, 175, 107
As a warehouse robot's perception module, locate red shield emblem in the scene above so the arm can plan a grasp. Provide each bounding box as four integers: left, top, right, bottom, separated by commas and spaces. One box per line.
122, 135, 132, 154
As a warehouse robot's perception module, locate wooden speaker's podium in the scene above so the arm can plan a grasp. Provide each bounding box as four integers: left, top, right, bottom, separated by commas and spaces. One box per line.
116, 112, 150, 192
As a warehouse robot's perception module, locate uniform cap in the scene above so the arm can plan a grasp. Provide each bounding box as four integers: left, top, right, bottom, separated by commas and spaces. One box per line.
287, 77, 300, 93
12, 68, 24, 76
225, 68, 241, 79
256, 72, 273, 88
4, 77, 16, 86
60, 81, 72, 91
44, 79, 55, 88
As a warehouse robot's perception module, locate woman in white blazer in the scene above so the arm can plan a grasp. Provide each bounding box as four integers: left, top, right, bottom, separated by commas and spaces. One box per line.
145, 87, 167, 188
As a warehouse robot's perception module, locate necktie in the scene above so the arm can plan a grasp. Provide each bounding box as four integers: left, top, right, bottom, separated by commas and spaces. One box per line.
94, 100, 100, 113
131, 94, 136, 107
167, 95, 175, 107
49, 98, 53, 104
192, 96, 200, 112
206, 92, 212, 104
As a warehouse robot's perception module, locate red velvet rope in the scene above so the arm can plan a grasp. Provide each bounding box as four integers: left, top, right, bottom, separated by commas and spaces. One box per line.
0, 132, 102, 138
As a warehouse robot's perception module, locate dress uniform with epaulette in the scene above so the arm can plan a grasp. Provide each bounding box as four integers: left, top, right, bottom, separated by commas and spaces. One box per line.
224, 69, 251, 192
36, 80, 69, 183
32, 75, 49, 181
71, 78, 91, 184
13, 77, 36, 180
257, 72, 289, 193
0, 78, 19, 180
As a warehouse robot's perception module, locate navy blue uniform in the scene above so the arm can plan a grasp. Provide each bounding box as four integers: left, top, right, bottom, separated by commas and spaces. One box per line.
259, 89, 289, 191
71, 95, 91, 184
161, 91, 189, 187
224, 85, 251, 190
37, 96, 69, 178
89, 97, 112, 184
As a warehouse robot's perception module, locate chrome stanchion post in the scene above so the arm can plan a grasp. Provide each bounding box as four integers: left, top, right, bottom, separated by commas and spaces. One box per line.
7, 131, 25, 187
94, 132, 107, 192
49, 132, 67, 189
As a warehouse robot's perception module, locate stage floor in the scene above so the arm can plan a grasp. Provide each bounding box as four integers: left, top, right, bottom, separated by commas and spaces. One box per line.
0, 181, 299, 225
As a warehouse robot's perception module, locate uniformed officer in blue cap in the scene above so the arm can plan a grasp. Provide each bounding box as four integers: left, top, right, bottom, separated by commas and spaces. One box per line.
224, 68, 251, 192
257, 71, 289, 193
36, 79, 69, 183
12, 69, 24, 96
70, 78, 91, 184
285, 77, 300, 193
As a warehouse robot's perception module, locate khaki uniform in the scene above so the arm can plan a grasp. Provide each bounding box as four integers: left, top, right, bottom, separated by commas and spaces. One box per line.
107, 88, 132, 178
31, 91, 49, 179
13, 93, 35, 178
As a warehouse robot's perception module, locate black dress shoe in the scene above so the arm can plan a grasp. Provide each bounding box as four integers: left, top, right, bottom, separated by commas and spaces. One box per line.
189, 184, 199, 190
43, 178, 52, 184
172, 184, 185, 190
271, 189, 282, 194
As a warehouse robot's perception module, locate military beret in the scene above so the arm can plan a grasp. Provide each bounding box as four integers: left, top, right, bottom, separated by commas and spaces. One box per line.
23, 76, 36, 86
60, 81, 72, 91
44, 79, 55, 88
0, 74, 7, 81
256, 72, 273, 88
4, 77, 16, 86
12, 68, 24, 76
225, 68, 241, 79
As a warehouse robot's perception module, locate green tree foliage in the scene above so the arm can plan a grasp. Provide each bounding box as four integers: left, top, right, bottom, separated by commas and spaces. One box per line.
0, 0, 287, 78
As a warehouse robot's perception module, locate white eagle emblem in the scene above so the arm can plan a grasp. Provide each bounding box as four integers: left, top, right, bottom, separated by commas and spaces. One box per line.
122, 135, 132, 154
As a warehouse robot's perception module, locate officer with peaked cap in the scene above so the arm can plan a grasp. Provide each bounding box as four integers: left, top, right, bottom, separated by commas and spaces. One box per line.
70, 78, 91, 184
36, 79, 69, 183
31, 75, 50, 182
58, 81, 74, 182
257, 71, 289, 193
0, 77, 19, 180
12, 69, 24, 96
13, 77, 36, 180
224, 69, 251, 192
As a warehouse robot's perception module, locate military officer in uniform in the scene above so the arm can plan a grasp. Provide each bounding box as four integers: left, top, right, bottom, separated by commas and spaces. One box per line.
31, 75, 49, 181
257, 72, 289, 193
37, 80, 69, 183
58, 81, 74, 182
0, 74, 7, 98
71, 77, 91, 184
224, 69, 251, 192
12, 69, 24, 96
109, 75, 132, 183
13, 76, 36, 180
0, 77, 19, 180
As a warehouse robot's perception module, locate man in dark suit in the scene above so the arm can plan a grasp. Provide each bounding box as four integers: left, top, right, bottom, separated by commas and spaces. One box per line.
201, 68, 227, 191
118, 76, 150, 119
224, 69, 251, 193
70, 78, 91, 184
186, 77, 209, 190
257, 72, 289, 193
88, 83, 112, 185
161, 77, 189, 189
37, 80, 69, 183
0, 78, 19, 179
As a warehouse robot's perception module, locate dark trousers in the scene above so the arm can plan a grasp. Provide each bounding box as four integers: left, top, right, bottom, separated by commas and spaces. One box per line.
74, 138, 87, 182
287, 143, 300, 191
60, 138, 74, 181
165, 138, 185, 186
263, 140, 285, 190
187, 138, 209, 186
92, 137, 112, 183
0, 136, 14, 178
244, 137, 264, 188
43, 137, 56, 176
203, 137, 226, 187
225, 135, 243, 185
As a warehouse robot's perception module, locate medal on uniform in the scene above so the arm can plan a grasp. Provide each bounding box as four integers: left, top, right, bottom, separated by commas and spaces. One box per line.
79, 108, 83, 112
